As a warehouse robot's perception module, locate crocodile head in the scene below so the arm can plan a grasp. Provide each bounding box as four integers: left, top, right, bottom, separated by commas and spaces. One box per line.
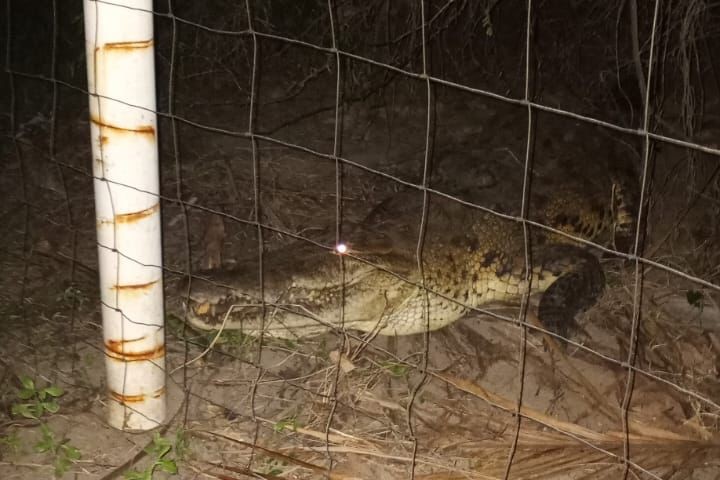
176, 227, 419, 339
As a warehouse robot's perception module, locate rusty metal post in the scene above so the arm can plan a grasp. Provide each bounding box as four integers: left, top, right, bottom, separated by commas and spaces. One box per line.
83, 0, 166, 431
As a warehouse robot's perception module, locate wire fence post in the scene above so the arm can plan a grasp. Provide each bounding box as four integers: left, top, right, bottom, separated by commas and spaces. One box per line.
83, 0, 166, 431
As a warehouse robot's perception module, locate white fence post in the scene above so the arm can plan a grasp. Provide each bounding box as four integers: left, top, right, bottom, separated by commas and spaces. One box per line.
83, 0, 166, 431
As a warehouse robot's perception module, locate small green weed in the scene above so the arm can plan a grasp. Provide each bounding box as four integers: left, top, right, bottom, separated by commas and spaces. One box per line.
58, 285, 88, 308
381, 361, 409, 377
123, 432, 180, 480
35, 424, 81, 478
11, 376, 63, 420
172, 429, 188, 461
0, 432, 21, 455
10, 376, 81, 477
258, 457, 287, 476
273, 416, 299, 433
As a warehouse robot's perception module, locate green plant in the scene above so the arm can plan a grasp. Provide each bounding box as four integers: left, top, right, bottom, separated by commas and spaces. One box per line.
62, 285, 87, 306
273, 416, 299, 433
381, 361, 409, 377
0, 432, 21, 455
35, 424, 81, 478
124, 433, 179, 480
172, 429, 188, 461
11, 376, 63, 420
258, 457, 287, 476
9, 376, 81, 477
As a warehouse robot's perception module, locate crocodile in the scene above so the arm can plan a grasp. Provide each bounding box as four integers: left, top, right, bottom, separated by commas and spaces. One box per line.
176, 182, 635, 340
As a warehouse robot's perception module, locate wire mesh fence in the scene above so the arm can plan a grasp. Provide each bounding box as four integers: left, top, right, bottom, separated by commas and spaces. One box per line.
2, 0, 719, 478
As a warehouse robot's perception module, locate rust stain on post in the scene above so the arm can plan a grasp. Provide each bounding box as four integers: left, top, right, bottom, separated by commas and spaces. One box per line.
116, 203, 160, 224
112, 279, 158, 293
96, 204, 159, 227
105, 342, 165, 362
91, 115, 155, 133
104, 40, 153, 51
90, 115, 156, 141
107, 336, 147, 350
109, 386, 165, 405
109, 390, 146, 404
112, 279, 159, 300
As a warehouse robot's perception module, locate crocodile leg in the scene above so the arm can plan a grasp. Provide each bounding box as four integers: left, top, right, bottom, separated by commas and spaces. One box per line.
535, 245, 605, 339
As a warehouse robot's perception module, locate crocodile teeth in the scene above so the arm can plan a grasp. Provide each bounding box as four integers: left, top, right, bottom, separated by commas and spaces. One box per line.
195, 302, 211, 315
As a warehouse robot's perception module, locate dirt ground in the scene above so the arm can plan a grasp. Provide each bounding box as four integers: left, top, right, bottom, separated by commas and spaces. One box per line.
2, 2, 720, 479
